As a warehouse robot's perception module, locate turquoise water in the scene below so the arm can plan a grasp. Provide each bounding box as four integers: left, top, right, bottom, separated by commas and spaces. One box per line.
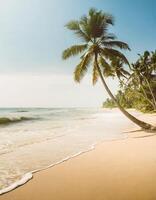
0, 108, 131, 194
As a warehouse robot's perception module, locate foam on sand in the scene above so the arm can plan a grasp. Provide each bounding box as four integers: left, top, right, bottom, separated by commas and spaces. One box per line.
0, 144, 95, 195
0, 173, 33, 195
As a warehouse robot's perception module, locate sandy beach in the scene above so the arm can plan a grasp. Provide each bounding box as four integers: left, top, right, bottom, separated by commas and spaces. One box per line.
0, 1, 156, 199
1, 111, 156, 200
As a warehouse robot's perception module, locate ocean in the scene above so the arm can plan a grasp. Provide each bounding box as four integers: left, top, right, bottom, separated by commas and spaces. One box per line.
0, 107, 132, 194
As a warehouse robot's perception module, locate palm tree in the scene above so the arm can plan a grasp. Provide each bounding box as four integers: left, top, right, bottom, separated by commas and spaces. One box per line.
139, 52, 156, 109
151, 51, 156, 72
110, 57, 130, 81
129, 63, 156, 111
62, 8, 154, 130
108, 56, 156, 112
133, 52, 156, 110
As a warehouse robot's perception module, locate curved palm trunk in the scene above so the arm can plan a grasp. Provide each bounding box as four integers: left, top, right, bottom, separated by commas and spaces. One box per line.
95, 55, 153, 130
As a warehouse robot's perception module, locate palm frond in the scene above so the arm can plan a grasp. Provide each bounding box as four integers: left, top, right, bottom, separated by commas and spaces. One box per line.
74, 53, 92, 82
66, 20, 90, 42
62, 44, 88, 60
102, 41, 130, 50
101, 48, 130, 65
65, 20, 80, 30
110, 57, 130, 79
101, 33, 117, 41
99, 56, 114, 77
87, 8, 114, 38
89, 8, 97, 17
74, 29, 91, 42
79, 16, 92, 42
104, 13, 114, 26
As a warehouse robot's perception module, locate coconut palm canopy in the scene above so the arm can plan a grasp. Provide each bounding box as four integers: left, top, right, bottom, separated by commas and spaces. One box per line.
62, 8, 155, 130
62, 8, 130, 84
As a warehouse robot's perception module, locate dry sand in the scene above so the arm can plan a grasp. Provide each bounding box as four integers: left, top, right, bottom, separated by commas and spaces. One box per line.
1, 112, 156, 200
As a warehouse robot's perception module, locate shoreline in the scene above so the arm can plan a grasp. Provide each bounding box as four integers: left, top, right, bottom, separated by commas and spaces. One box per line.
0, 108, 131, 195
0, 134, 128, 195
0, 143, 96, 196
1, 111, 156, 200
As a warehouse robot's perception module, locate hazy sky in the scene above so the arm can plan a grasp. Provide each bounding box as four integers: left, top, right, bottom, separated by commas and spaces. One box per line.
0, 0, 155, 107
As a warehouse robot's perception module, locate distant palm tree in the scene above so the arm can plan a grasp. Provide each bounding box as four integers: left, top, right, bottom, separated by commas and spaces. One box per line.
110, 57, 130, 81
138, 51, 156, 109
131, 51, 156, 110
129, 65, 156, 110
62, 8, 154, 130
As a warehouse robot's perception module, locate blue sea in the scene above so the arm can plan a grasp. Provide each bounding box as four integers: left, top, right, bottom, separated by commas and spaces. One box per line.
0, 107, 132, 194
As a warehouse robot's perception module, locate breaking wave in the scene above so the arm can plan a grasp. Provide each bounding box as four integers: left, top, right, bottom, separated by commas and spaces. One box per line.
0, 116, 37, 125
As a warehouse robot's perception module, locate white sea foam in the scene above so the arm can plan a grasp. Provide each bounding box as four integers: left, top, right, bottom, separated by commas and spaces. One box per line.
0, 144, 95, 195
0, 173, 33, 195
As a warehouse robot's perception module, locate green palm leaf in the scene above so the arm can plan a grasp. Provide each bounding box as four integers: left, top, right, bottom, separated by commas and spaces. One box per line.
110, 57, 130, 79
99, 57, 114, 77
65, 20, 80, 30
100, 33, 117, 41
102, 41, 130, 50
74, 53, 92, 82
62, 44, 88, 60
101, 48, 130, 65
66, 20, 90, 42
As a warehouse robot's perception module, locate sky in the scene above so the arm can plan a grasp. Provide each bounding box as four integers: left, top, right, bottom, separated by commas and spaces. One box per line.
0, 0, 155, 107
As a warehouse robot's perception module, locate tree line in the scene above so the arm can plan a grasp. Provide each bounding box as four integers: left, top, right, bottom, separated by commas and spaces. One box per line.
103, 51, 156, 113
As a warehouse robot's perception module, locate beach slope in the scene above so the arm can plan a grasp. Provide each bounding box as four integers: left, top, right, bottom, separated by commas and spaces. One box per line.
1, 113, 156, 200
